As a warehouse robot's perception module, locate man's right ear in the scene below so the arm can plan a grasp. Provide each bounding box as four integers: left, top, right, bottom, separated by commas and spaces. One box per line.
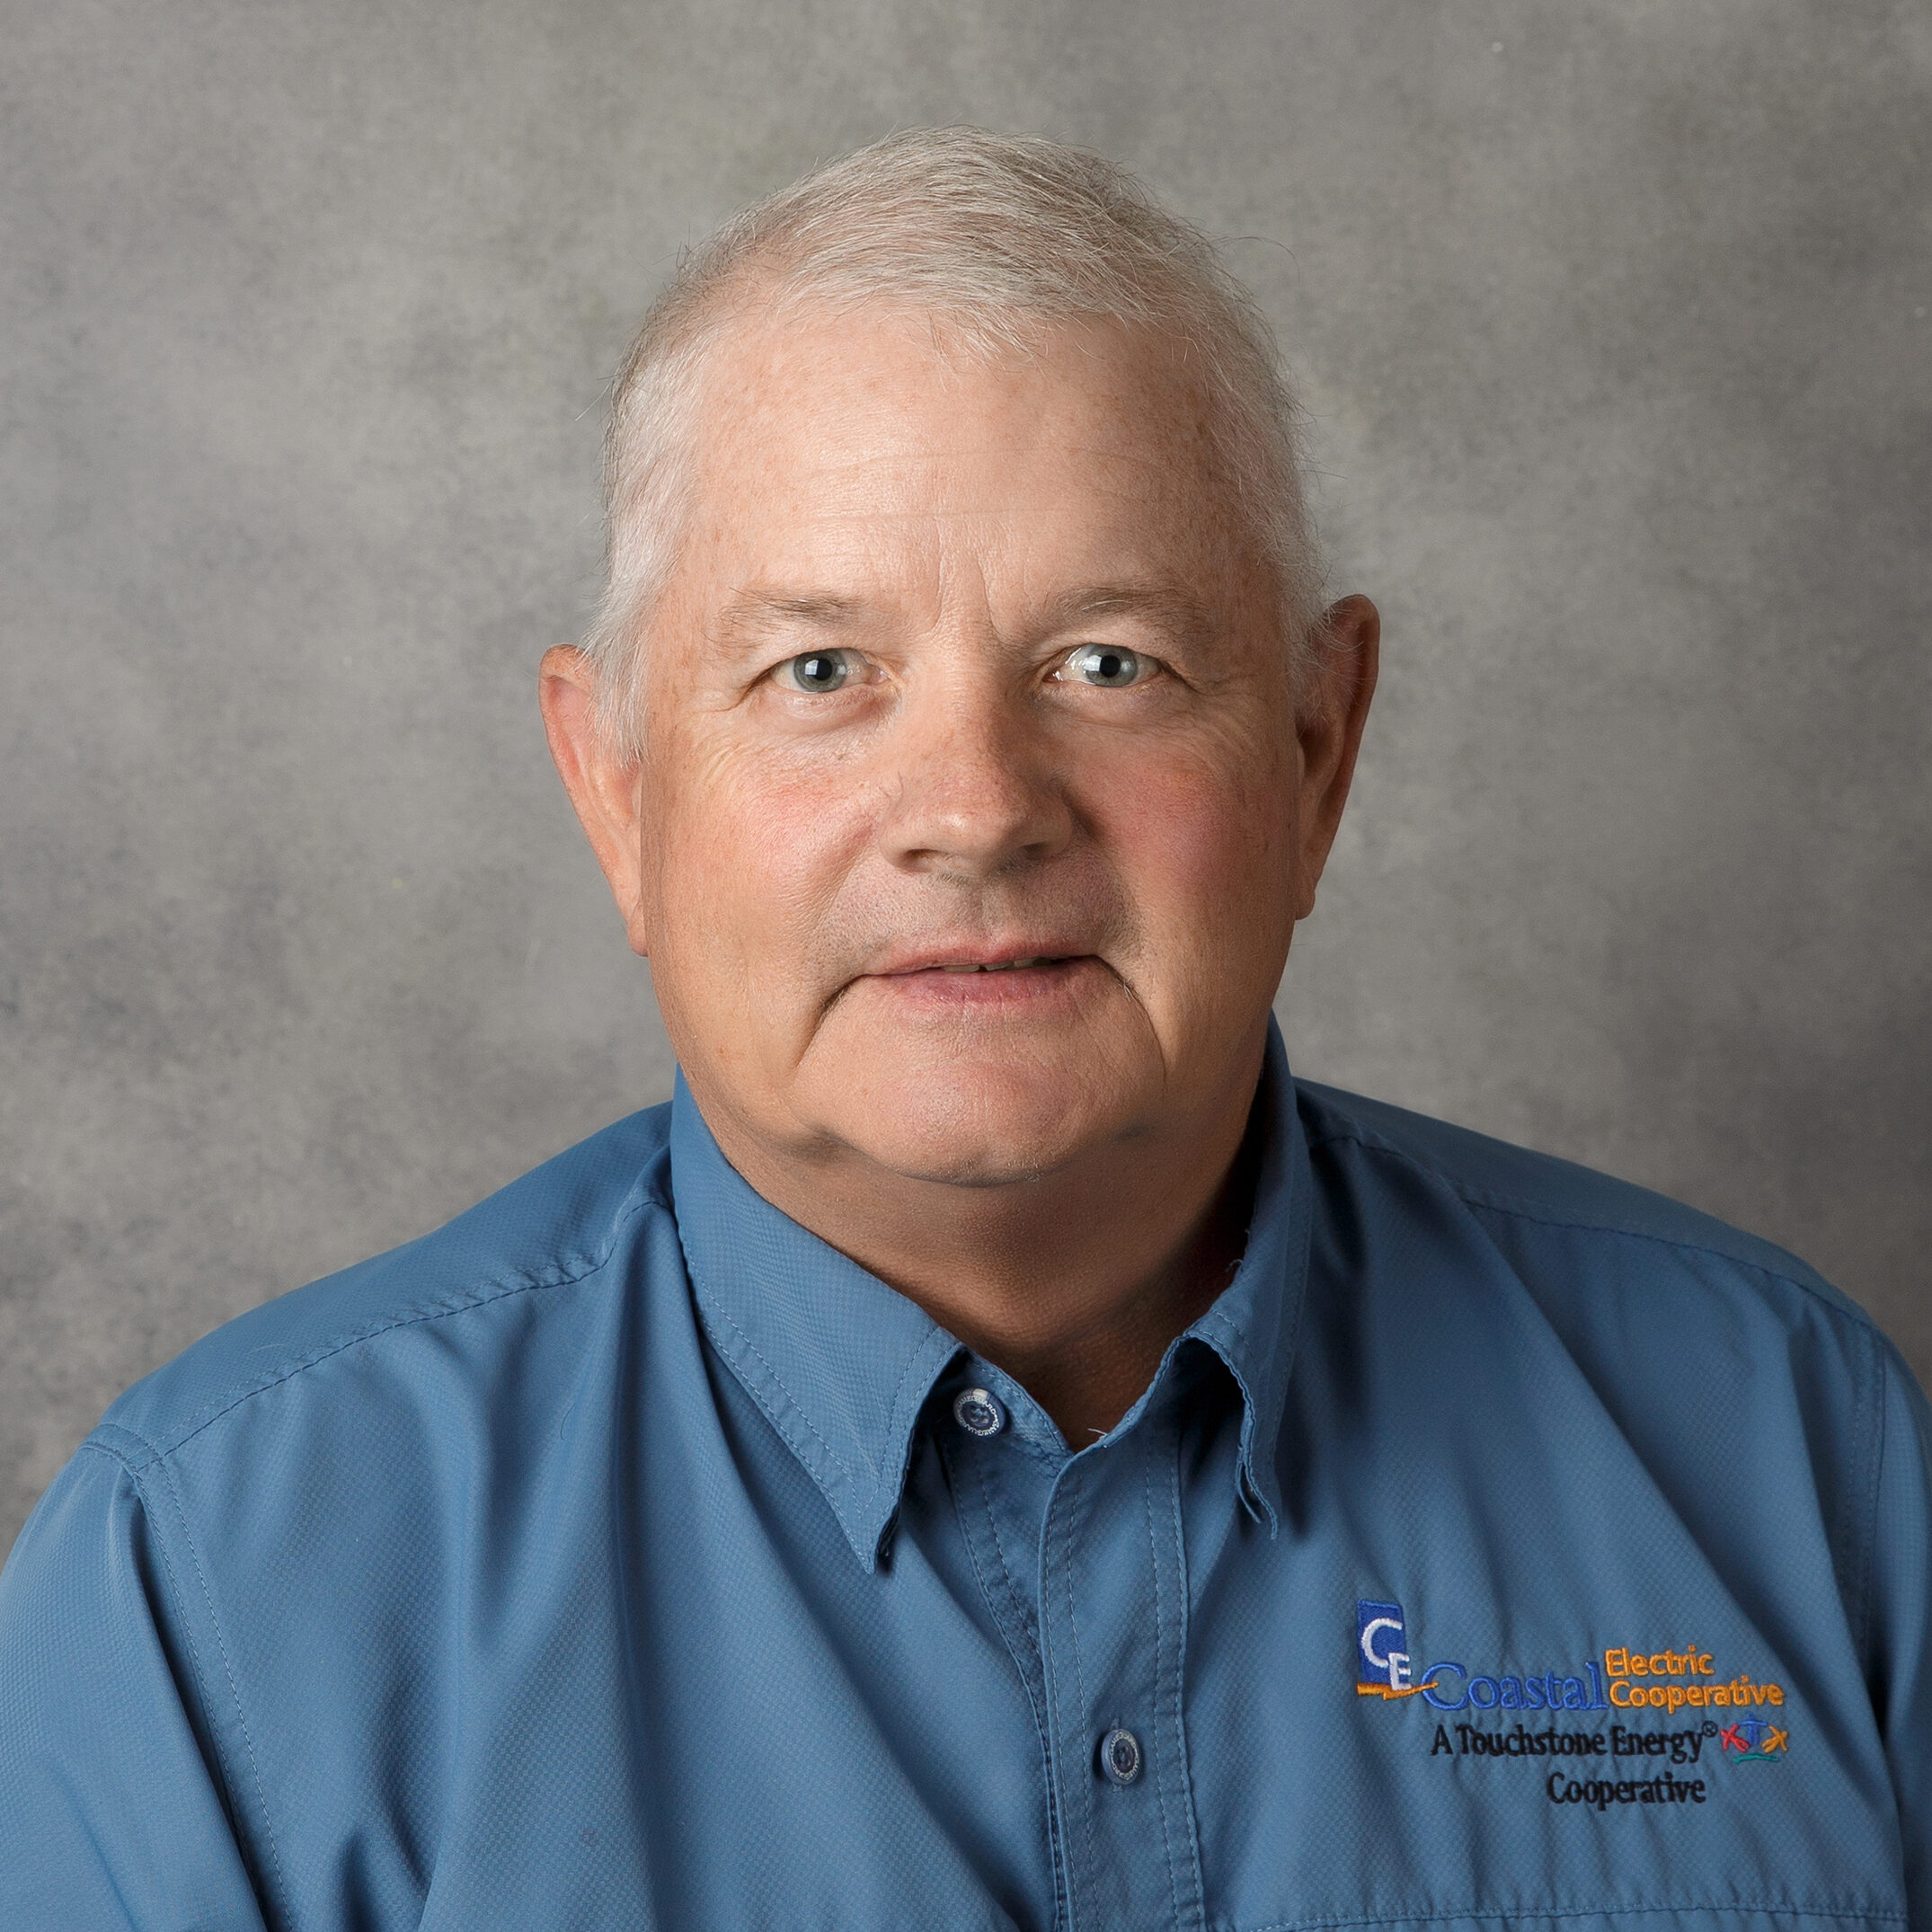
537, 645, 653, 958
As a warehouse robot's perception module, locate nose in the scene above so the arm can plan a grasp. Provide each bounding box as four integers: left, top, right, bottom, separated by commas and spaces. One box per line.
877, 667, 1074, 879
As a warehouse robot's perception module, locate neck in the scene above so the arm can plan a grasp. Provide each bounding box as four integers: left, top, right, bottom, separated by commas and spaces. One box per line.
696, 1044, 1268, 1447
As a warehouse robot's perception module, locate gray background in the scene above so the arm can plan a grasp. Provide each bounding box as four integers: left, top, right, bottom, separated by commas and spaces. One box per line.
4, 0, 1928, 1560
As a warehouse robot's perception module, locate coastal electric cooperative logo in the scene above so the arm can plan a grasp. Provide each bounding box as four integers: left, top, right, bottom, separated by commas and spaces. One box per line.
1356, 1600, 1789, 1810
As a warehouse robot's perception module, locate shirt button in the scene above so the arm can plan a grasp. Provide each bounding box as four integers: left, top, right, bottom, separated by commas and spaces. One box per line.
953, 1387, 1006, 1437
1100, 1727, 1142, 1786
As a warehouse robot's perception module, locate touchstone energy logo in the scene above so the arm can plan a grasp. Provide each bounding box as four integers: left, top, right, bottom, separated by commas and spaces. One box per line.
1718, 1716, 1789, 1761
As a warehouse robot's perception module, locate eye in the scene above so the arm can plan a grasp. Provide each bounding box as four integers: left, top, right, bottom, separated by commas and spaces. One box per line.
774, 648, 863, 694
1060, 643, 1152, 688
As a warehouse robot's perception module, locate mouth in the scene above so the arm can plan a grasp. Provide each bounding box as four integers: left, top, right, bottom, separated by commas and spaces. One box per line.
927, 955, 1071, 975
851, 951, 1102, 1011
872, 944, 1091, 980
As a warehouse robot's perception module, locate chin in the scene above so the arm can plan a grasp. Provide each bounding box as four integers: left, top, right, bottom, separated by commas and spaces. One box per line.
829, 1063, 1130, 1188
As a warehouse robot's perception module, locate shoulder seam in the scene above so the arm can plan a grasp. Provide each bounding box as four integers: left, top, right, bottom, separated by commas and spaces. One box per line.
75, 1438, 291, 1916
95, 1182, 669, 1470
1304, 1121, 1878, 1340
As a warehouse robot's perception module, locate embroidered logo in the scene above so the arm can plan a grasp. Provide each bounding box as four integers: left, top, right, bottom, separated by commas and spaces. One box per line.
1601, 1646, 1787, 1722
1718, 1717, 1789, 1761
1356, 1600, 1420, 1697
1354, 1597, 1794, 1799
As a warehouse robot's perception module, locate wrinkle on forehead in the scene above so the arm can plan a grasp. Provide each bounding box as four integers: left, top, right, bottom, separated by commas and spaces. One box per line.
645, 303, 1273, 705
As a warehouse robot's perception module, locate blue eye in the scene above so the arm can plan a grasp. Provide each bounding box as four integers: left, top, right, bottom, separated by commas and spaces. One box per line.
779, 650, 855, 694
1064, 643, 1146, 687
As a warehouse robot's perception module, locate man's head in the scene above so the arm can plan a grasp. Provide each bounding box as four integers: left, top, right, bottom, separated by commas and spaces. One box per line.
580, 128, 1329, 757
542, 128, 1376, 1207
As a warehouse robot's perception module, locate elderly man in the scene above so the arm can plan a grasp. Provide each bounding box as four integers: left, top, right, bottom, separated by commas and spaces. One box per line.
3, 129, 1928, 1931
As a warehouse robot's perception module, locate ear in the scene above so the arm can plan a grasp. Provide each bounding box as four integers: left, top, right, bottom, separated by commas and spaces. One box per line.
1290, 594, 1379, 920
537, 645, 653, 957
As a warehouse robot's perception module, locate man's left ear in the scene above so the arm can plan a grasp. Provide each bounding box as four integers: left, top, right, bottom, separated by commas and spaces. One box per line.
1291, 594, 1379, 920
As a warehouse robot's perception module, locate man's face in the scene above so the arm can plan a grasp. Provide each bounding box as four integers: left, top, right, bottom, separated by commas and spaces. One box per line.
562, 303, 1365, 1188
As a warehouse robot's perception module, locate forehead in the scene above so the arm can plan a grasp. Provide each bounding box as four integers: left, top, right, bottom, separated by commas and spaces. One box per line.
676, 299, 1248, 598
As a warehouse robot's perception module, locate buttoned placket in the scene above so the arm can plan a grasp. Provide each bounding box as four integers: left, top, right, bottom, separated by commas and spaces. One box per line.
669, 1037, 1305, 1928
941, 1362, 1211, 1932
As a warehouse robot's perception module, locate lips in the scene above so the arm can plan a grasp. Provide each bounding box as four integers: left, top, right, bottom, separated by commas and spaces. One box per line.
935, 956, 1067, 974
837, 949, 1104, 1017
865, 939, 1091, 978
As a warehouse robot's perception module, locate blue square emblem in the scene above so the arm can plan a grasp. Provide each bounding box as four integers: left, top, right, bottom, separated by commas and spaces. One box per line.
1357, 1600, 1411, 1690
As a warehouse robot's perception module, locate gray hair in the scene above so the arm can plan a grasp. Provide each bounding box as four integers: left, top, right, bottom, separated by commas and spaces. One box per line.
584, 126, 1325, 752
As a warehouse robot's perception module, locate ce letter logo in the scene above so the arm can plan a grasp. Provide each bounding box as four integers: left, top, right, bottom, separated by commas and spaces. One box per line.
1357, 1600, 1422, 1697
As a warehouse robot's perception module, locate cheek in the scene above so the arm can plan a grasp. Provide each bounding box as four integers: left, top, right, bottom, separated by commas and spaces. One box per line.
1089, 743, 1298, 975
646, 737, 873, 987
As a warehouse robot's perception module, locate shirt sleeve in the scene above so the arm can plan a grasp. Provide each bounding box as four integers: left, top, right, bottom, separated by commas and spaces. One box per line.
0, 1441, 272, 1931
1868, 1340, 1932, 1931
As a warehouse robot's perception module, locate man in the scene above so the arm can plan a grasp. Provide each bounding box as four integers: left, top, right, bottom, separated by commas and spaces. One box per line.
2, 128, 1926, 1930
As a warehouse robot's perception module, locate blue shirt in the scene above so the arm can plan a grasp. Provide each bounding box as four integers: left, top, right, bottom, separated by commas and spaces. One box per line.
4, 1025, 1928, 1931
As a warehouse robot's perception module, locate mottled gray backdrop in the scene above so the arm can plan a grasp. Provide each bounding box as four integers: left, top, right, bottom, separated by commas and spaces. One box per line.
4, 0, 1928, 1557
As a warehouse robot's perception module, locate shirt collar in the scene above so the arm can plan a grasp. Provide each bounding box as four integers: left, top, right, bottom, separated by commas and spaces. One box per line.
1181, 1018, 1308, 1533
669, 1017, 1309, 1570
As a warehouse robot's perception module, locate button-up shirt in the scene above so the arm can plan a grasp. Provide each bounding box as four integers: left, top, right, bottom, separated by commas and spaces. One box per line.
3, 1024, 1928, 1929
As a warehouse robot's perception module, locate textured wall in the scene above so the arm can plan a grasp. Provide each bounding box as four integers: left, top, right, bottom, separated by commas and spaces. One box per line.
4, 0, 1928, 1557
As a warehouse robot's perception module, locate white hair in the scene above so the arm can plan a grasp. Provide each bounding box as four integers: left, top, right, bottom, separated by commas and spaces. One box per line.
584, 126, 1326, 752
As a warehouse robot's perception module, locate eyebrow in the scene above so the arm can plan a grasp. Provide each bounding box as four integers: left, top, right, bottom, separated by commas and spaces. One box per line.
710, 580, 1217, 653
713, 590, 867, 642
1035, 583, 1215, 644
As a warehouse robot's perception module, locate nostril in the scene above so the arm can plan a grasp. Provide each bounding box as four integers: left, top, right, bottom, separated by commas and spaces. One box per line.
877, 751, 1077, 877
